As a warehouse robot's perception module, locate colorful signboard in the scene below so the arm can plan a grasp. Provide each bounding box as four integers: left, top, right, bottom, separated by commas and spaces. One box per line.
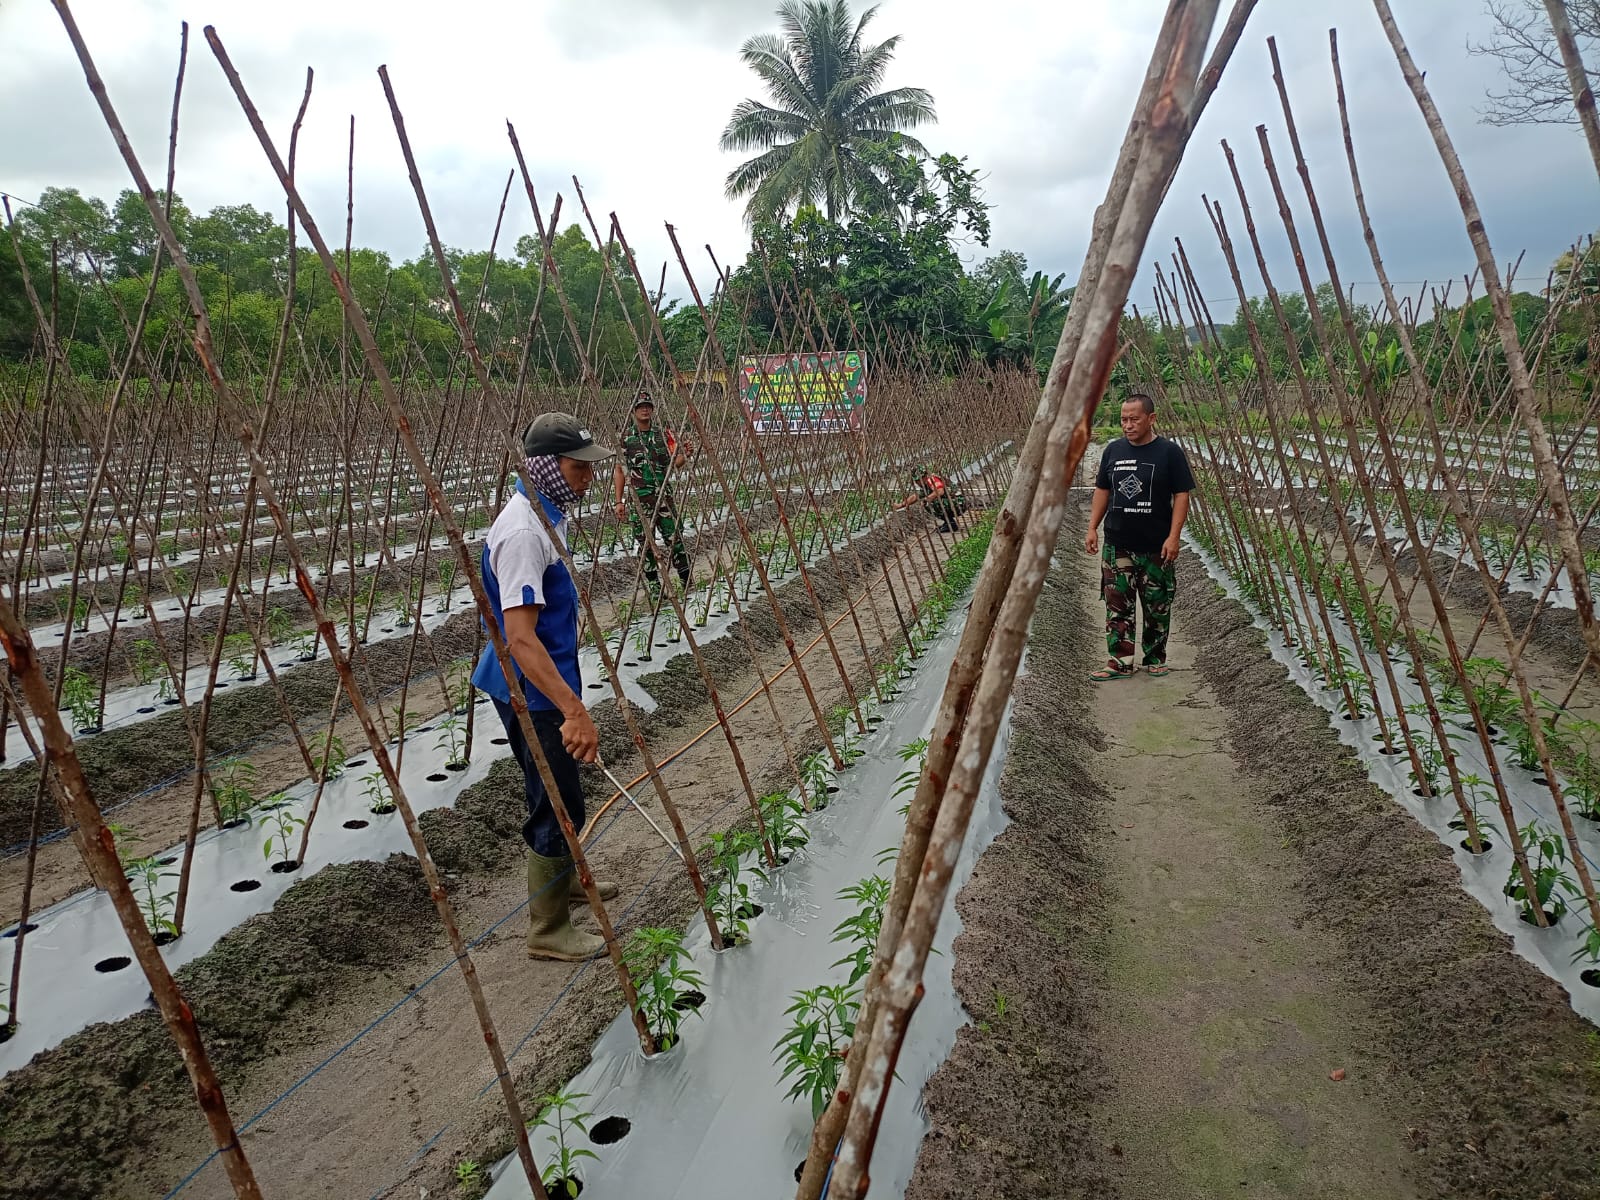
738, 351, 866, 434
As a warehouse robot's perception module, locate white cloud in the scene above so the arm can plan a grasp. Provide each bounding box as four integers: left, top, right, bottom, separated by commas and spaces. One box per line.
1, 0, 1595, 320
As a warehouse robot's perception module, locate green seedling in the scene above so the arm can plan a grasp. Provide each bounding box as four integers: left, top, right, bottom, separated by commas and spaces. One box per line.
313, 733, 348, 782
800, 751, 833, 809
60, 666, 100, 733
262, 800, 304, 866
266, 605, 295, 644
774, 983, 858, 1120
435, 715, 467, 768
1505, 715, 1546, 772
123, 851, 178, 940
531, 1090, 597, 1200
71, 596, 90, 633
213, 759, 259, 826
759, 790, 808, 851
129, 639, 161, 686
294, 630, 319, 661
1336, 666, 1371, 718
363, 770, 395, 814
224, 631, 257, 680
623, 926, 705, 1053
1572, 922, 1600, 973
454, 1159, 483, 1192
437, 561, 457, 613
832, 874, 890, 989
1464, 657, 1518, 730
1504, 819, 1578, 925
447, 660, 473, 714
893, 737, 929, 815
391, 706, 420, 743
1563, 719, 1600, 820
703, 829, 768, 943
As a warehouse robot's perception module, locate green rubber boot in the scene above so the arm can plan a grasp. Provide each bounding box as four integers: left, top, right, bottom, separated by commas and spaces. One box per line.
526, 852, 605, 962
569, 874, 619, 904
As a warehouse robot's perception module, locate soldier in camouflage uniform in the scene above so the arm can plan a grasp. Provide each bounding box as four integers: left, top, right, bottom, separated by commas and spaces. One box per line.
612, 390, 692, 597
1084, 393, 1194, 679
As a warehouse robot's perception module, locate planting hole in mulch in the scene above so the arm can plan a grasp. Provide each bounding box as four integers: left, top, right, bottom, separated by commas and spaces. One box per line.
1582, 969, 1600, 988
1461, 837, 1493, 854
1341, 712, 1361, 721
587, 682, 605, 689
624, 660, 638, 667
343, 819, 369, 830
213, 683, 228, 690
736, 903, 764, 921
589, 1116, 632, 1145
270, 860, 302, 875
826, 784, 840, 794
3, 922, 39, 938
347, 758, 368, 768
446, 762, 468, 772
549, 1178, 582, 1197
370, 804, 397, 815
795, 1161, 807, 1183
163, 698, 180, 706
230, 880, 262, 893
153, 931, 178, 946
137, 705, 156, 714
222, 818, 249, 830
0, 1024, 14, 1044
491, 737, 509, 745
94, 956, 131, 973
75, 725, 101, 736
714, 931, 750, 951
157, 856, 175, 865
1533, 777, 1549, 786
1519, 908, 1562, 928
427, 773, 449, 782
673, 990, 706, 1012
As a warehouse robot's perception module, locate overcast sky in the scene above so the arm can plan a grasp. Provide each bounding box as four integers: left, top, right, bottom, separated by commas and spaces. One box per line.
1, 0, 1595, 320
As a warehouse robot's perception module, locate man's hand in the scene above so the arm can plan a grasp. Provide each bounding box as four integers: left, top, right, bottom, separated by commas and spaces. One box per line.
613, 499, 628, 521
1160, 534, 1181, 564
1084, 528, 1099, 555
559, 702, 600, 764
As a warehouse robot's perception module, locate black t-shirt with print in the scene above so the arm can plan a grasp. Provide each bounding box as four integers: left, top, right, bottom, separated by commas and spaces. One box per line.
1095, 435, 1196, 555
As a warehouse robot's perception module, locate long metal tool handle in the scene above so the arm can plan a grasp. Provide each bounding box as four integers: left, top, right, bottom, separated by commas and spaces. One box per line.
596, 756, 685, 861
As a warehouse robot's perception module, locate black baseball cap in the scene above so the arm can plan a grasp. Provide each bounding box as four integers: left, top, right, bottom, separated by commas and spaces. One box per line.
523, 412, 613, 461
633, 389, 655, 410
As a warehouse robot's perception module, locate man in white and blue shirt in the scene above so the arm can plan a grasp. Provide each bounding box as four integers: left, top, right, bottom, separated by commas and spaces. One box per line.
473, 412, 617, 961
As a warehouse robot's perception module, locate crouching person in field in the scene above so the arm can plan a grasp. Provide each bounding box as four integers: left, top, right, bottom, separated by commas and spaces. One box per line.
472, 412, 619, 961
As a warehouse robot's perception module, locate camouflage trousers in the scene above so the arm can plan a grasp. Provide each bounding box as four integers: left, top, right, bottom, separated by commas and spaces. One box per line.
629, 494, 691, 590
1101, 543, 1176, 669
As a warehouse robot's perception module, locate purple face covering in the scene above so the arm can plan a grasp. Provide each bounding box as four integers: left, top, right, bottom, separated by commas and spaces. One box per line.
525, 454, 581, 512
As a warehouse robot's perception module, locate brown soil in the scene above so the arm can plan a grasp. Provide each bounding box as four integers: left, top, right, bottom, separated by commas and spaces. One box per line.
0, 510, 964, 1200
908, 515, 1600, 1199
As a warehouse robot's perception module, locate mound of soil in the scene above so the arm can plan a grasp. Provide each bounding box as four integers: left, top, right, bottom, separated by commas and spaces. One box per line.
909, 547, 1116, 1198
1176, 552, 1600, 1199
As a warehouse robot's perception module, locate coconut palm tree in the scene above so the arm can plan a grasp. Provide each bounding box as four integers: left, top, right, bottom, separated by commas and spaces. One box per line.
720, 1, 936, 225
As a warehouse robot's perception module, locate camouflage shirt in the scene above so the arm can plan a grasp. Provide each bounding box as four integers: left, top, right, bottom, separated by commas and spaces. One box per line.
619, 424, 676, 496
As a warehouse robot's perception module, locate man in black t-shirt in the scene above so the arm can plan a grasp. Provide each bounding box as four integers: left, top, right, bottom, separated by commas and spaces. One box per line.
1084, 393, 1195, 679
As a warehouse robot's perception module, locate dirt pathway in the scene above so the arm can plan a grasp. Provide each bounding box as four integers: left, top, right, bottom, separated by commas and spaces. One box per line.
1086, 579, 1418, 1198
912, 519, 1600, 1200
